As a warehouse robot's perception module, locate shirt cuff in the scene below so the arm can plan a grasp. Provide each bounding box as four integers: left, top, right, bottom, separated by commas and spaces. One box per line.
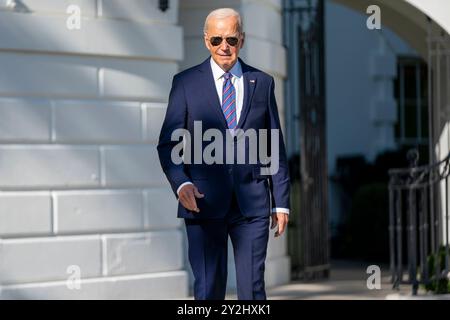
272, 208, 290, 214
176, 181, 193, 195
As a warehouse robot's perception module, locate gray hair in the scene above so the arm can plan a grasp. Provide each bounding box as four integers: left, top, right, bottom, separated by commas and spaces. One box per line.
203, 8, 243, 34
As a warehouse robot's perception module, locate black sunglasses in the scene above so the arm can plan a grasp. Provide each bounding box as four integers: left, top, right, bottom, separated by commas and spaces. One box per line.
208, 36, 240, 47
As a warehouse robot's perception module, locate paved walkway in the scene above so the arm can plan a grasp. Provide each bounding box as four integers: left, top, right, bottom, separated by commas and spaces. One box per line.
267, 260, 405, 300
225, 260, 419, 300
185, 259, 449, 300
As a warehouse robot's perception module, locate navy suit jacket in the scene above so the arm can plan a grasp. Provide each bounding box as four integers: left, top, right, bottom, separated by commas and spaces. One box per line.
157, 57, 290, 219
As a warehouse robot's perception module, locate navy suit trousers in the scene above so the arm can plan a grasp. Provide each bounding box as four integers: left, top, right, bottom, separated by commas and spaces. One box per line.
184, 191, 270, 300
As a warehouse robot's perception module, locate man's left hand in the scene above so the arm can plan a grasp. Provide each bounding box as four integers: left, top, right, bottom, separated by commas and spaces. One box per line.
270, 212, 289, 238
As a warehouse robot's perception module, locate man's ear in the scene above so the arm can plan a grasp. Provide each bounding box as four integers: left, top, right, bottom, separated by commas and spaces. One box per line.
204, 33, 211, 50
240, 32, 245, 49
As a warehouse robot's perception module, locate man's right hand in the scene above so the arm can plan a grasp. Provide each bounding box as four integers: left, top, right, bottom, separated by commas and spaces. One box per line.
178, 183, 205, 213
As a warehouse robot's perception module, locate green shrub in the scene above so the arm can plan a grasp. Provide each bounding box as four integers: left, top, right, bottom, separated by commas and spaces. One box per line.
423, 246, 450, 294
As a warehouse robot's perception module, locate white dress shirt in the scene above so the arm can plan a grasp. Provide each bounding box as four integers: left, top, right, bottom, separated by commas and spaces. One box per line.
177, 58, 289, 215
210, 57, 244, 126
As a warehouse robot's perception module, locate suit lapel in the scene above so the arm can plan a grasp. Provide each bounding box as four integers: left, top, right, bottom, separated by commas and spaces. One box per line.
198, 58, 228, 129
236, 59, 256, 129
197, 57, 256, 130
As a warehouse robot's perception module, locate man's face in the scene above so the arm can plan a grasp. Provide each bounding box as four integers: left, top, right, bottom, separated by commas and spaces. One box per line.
204, 16, 244, 71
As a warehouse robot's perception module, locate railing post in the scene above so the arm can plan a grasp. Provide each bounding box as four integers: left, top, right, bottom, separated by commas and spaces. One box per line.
444, 170, 449, 283
389, 180, 396, 285
407, 149, 419, 295
396, 187, 403, 288
420, 186, 430, 286
408, 186, 418, 295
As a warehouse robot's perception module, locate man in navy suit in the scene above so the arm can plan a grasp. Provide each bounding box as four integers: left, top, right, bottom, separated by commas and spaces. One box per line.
157, 8, 290, 300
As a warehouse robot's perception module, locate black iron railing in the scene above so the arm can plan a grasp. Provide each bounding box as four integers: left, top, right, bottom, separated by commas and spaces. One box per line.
388, 149, 450, 294
284, 0, 329, 280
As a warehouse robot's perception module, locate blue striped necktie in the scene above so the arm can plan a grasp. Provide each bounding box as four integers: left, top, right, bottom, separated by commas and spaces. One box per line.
222, 72, 237, 129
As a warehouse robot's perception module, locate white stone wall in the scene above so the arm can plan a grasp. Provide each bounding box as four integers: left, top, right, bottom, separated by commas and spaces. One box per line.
0, 0, 188, 299
180, 0, 290, 291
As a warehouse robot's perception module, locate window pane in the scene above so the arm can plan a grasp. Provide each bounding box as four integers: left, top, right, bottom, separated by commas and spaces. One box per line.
404, 65, 417, 99
395, 56, 429, 146
404, 104, 417, 138
420, 64, 428, 99
421, 106, 429, 138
